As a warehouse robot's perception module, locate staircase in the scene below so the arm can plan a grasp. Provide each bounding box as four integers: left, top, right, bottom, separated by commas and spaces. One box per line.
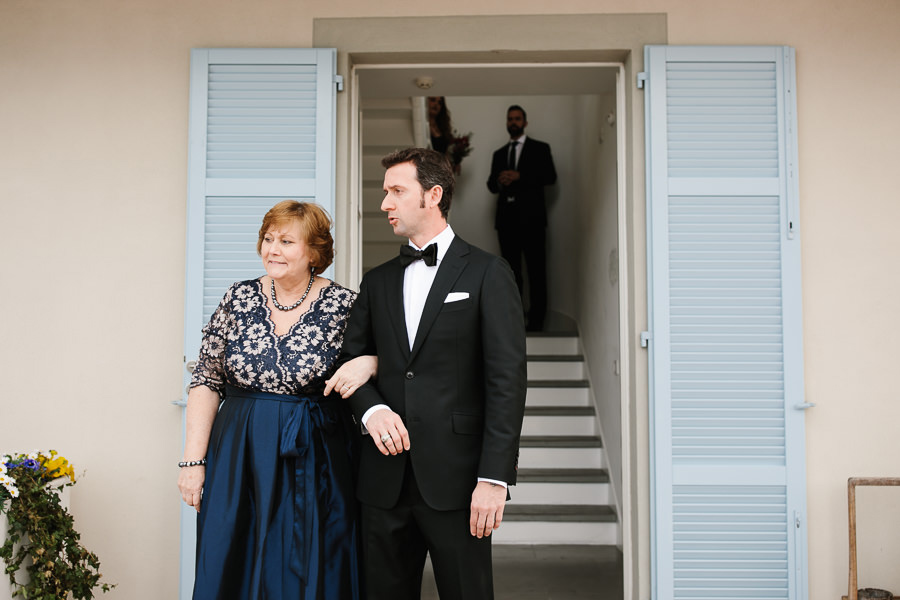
496, 331, 618, 545
361, 98, 417, 274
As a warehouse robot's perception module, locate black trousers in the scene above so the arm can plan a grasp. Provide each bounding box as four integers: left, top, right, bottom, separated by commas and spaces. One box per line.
360, 466, 494, 600
497, 225, 547, 330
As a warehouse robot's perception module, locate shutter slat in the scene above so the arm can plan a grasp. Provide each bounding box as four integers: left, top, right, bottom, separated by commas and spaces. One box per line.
205, 63, 319, 179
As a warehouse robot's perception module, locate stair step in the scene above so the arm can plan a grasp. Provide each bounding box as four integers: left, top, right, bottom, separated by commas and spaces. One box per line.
493, 521, 618, 545
520, 435, 602, 448
527, 358, 584, 380
504, 504, 617, 522
526, 387, 589, 406
363, 216, 400, 242
512, 481, 609, 505
527, 354, 585, 362
518, 468, 608, 483
524, 406, 594, 416
521, 415, 596, 436
360, 98, 413, 110
362, 242, 399, 271
528, 380, 589, 388
519, 435, 604, 470
515, 468, 610, 502
526, 335, 580, 355
361, 119, 414, 148
522, 406, 596, 436
519, 446, 603, 469
363, 144, 408, 154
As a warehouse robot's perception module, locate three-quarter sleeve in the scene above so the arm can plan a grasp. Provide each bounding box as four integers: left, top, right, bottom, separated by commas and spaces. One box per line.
189, 285, 236, 396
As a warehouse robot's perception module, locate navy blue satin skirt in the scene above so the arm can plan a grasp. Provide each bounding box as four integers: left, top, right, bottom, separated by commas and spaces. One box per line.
194, 385, 362, 600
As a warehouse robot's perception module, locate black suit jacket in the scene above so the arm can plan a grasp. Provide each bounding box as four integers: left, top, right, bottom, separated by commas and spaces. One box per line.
340, 236, 527, 511
487, 136, 557, 230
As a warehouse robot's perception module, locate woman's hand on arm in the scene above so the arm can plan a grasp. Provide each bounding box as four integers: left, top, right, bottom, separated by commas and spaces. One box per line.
324, 355, 378, 398
177, 385, 220, 512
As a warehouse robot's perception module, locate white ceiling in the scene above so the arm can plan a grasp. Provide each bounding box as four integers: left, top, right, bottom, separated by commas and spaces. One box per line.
357, 65, 618, 99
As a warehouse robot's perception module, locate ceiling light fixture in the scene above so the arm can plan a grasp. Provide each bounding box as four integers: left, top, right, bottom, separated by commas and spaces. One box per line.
415, 76, 434, 90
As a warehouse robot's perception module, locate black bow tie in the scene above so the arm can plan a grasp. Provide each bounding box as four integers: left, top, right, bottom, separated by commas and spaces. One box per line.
399, 243, 438, 267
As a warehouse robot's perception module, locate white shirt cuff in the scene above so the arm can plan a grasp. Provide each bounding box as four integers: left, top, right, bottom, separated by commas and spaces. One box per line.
361, 404, 391, 433
478, 477, 508, 488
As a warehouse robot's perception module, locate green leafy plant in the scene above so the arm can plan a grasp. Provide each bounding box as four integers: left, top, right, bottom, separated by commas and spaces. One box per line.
0, 451, 114, 599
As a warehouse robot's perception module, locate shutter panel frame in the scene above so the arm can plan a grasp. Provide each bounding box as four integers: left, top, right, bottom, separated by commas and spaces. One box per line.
179, 47, 337, 600
645, 45, 808, 600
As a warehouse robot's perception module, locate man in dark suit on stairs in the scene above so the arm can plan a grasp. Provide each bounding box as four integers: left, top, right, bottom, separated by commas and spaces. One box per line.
487, 105, 557, 331
339, 147, 527, 599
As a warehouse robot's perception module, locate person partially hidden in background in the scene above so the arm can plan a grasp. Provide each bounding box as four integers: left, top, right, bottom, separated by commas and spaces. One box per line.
339, 147, 527, 599
427, 96, 453, 154
487, 104, 557, 331
427, 96, 466, 175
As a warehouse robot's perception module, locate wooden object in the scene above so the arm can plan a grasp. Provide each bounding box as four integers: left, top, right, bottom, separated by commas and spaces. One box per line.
843, 477, 900, 600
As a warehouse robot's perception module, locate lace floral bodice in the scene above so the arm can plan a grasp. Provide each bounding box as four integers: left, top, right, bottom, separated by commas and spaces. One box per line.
190, 279, 357, 396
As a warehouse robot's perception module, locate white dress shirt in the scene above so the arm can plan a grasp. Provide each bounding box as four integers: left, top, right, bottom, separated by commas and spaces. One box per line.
402, 225, 456, 349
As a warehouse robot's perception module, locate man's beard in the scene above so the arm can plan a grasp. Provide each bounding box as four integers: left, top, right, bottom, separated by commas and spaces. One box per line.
507, 125, 524, 138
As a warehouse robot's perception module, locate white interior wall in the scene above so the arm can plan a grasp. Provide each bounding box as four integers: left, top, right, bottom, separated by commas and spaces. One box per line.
569, 93, 623, 515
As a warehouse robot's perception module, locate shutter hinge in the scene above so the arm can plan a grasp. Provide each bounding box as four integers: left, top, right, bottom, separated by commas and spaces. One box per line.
636, 72, 647, 89
334, 74, 344, 92
640, 331, 652, 348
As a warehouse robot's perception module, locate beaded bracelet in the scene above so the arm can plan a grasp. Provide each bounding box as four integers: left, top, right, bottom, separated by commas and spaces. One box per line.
178, 459, 207, 468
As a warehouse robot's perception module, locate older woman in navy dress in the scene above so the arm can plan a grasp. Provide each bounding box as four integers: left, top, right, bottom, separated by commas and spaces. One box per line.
177, 200, 374, 599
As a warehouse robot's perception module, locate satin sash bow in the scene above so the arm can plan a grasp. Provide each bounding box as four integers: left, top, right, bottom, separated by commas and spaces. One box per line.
224, 385, 338, 585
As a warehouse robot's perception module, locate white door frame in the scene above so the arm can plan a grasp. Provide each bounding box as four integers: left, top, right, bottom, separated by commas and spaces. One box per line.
349, 59, 634, 597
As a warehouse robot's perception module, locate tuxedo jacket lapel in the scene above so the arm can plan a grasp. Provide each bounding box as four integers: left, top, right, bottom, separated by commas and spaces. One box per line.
409, 237, 469, 362
518, 137, 535, 170
384, 258, 411, 359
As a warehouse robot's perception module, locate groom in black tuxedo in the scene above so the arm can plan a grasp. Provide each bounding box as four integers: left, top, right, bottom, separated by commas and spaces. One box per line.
487, 104, 557, 331
339, 147, 527, 599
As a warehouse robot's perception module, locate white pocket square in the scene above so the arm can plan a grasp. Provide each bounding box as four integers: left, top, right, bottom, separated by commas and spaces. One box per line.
444, 292, 470, 303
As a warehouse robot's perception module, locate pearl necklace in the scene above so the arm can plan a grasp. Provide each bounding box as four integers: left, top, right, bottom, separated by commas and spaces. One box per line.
271, 271, 315, 311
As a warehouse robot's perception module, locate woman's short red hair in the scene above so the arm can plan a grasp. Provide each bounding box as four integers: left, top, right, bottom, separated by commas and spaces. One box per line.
257, 200, 334, 275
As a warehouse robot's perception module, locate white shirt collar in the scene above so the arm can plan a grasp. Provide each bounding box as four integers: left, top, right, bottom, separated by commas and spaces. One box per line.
408, 224, 455, 264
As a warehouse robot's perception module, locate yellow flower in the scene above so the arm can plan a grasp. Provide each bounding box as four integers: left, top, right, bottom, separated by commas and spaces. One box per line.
39, 451, 76, 482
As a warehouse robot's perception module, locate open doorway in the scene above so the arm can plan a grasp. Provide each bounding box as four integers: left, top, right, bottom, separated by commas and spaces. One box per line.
354, 65, 618, 326
314, 18, 668, 596
354, 61, 627, 597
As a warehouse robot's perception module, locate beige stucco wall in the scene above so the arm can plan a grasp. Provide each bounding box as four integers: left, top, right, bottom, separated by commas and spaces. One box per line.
2, 1, 899, 599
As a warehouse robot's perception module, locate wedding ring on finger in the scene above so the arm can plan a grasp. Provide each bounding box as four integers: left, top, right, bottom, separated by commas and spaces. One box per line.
380, 433, 392, 444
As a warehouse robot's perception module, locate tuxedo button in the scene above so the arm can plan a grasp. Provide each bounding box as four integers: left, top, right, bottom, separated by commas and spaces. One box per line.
405, 371, 414, 380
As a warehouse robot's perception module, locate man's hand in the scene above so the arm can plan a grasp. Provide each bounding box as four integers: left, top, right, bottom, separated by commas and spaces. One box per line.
497, 170, 520, 187
469, 481, 507, 538
366, 408, 410, 456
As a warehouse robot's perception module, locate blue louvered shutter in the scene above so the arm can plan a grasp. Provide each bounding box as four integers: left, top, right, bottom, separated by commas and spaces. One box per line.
645, 46, 808, 600
184, 48, 337, 328
179, 48, 336, 599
